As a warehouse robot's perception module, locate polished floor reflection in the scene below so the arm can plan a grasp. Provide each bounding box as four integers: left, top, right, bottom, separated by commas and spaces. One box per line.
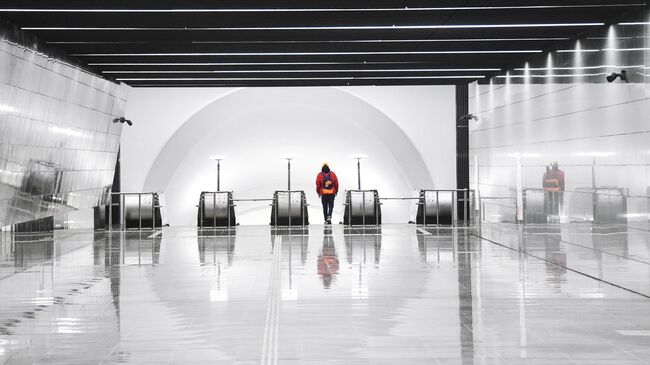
1, 224, 649, 364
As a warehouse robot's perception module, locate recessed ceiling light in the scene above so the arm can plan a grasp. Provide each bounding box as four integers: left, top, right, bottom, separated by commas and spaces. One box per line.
115, 75, 486, 81
495, 73, 606, 78
602, 47, 650, 51
1, 5, 641, 12
23, 23, 604, 31
556, 49, 601, 53
102, 68, 500, 74
74, 50, 542, 56
618, 22, 650, 25
514, 65, 645, 71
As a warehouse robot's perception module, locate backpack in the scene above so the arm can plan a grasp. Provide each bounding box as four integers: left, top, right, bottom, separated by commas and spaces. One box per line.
321, 172, 335, 194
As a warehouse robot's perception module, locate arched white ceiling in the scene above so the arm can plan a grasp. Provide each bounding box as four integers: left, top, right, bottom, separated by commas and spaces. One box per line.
143, 87, 434, 225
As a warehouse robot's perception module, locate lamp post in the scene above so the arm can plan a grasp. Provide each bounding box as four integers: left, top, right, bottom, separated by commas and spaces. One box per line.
350, 154, 367, 190
281, 155, 297, 190
209, 155, 227, 191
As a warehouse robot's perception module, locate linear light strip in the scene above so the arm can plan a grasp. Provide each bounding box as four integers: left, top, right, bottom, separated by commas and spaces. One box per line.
556, 49, 601, 52
602, 47, 650, 51
496, 73, 607, 78
116, 75, 486, 81
88, 61, 444, 66
1, 5, 642, 12
23, 23, 604, 31
102, 68, 501, 74
73, 50, 542, 56
48, 38, 570, 45
557, 48, 650, 53
514, 65, 646, 71
618, 22, 650, 25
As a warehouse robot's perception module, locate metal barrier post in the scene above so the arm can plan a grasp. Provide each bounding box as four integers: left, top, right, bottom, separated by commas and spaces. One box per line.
452, 190, 457, 227
200, 193, 204, 230
138, 193, 142, 231
151, 193, 156, 231
288, 191, 292, 235
463, 189, 468, 227
436, 191, 440, 226
227, 192, 232, 230
374, 191, 379, 228
108, 192, 113, 232
361, 190, 366, 228
121, 194, 126, 230
212, 192, 216, 230
274, 193, 278, 229
423, 191, 427, 228
301, 194, 305, 230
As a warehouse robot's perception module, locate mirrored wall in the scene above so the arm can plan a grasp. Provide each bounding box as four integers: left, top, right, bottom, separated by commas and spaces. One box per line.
0, 36, 128, 228
470, 9, 649, 227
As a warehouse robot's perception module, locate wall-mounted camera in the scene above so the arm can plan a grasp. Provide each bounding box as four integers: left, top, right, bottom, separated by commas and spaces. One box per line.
112, 117, 133, 126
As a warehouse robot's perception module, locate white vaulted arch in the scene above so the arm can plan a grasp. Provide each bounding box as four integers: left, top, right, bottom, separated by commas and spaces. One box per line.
143, 87, 434, 225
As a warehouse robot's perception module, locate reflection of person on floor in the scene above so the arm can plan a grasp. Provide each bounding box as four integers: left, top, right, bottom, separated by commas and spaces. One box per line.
542, 161, 565, 216
317, 235, 339, 288
316, 163, 339, 224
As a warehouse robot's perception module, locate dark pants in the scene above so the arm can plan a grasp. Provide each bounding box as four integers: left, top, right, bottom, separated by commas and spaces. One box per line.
321, 194, 335, 219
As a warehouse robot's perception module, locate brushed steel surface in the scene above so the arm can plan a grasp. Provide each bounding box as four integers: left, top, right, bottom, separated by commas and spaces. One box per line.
0, 36, 127, 227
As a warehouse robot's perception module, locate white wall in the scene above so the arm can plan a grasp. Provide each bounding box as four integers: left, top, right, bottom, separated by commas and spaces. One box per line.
123, 86, 455, 225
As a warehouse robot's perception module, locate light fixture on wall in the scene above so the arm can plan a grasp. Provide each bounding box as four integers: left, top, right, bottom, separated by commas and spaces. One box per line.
350, 154, 368, 190
209, 155, 227, 191
606, 70, 627, 82
112, 117, 133, 126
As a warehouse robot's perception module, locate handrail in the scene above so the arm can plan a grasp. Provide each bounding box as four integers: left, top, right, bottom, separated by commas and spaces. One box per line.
523, 187, 648, 199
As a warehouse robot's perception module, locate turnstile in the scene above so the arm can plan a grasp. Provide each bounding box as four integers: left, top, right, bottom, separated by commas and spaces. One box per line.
270, 190, 309, 226
124, 193, 164, 229
343, 190, 382, 226
415, 189, 454, 225
197, 191, 236, 228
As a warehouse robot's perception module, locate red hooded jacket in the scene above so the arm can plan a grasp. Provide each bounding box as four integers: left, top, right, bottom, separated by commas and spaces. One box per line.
316, 171, 339, 195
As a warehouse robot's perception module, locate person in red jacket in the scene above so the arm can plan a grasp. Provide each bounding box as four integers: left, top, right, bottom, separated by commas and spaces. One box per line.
316, 163, 339, 224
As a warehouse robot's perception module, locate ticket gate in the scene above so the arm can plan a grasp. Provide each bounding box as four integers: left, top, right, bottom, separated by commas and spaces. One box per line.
124, 193, 164, 229
415, 189, 454, 225
343, 190, 382, 226
197, 191, 236, 228
270, 190, 309, 226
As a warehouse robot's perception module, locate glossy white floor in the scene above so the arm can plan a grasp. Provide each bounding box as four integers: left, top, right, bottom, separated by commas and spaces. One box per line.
1, 223, 649, 364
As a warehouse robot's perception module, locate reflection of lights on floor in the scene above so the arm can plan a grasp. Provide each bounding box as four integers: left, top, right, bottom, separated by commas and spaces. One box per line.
0, 104, 17, 113
209, 285, 228, 302
56, 317, 83, 334
281, 287, 298, 301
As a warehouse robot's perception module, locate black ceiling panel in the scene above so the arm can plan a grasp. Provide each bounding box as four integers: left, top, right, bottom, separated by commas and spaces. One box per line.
0, 0, 645, 87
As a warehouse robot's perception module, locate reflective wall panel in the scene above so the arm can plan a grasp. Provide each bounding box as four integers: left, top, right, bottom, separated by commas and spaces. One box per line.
469, 9, 649, 225
0, 38, 128, 227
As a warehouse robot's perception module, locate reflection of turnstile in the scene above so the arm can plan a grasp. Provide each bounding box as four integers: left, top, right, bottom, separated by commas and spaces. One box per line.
523, 189, 548, 224
343, 190, 381, 226
415, 190, 454, 225
197, 191, 236, 228
594, 187, 627, 224
270, 190, 309, 226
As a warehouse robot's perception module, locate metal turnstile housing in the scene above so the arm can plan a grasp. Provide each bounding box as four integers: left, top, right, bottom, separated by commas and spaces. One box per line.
197, 191, 236, 228
415, 190, 454, 225
270, 190, 309, 226
343, 190, 382, 225
124, 193, 164, 229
